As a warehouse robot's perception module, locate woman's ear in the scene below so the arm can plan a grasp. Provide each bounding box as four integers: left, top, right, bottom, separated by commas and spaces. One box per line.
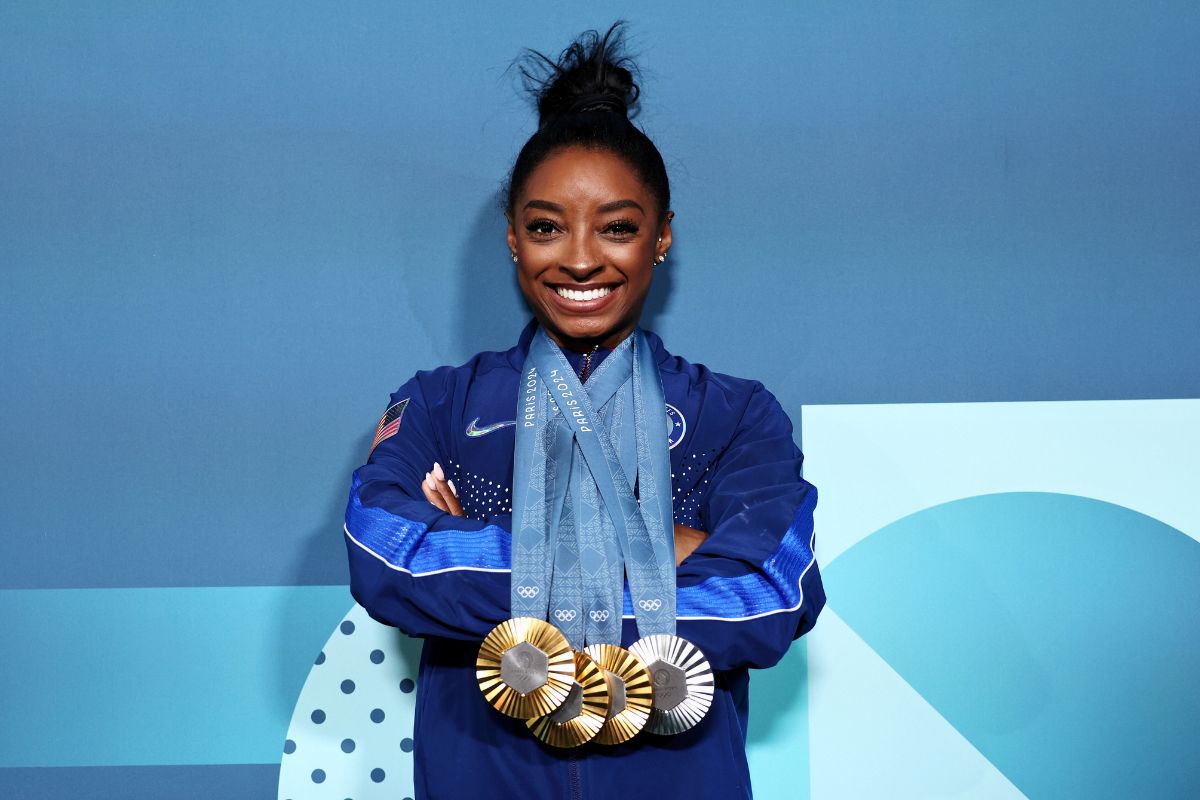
656, 211, 674, 261
506, 218, 518, 260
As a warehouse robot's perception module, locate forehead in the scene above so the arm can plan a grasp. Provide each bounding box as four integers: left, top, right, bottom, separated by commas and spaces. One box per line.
518, 147, 656, 212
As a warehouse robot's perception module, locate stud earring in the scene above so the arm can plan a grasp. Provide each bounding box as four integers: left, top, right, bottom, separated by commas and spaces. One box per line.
511, 252, 518, 263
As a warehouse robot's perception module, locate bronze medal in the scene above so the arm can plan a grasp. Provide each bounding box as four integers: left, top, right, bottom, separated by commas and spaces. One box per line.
476, 617, 575, 719
628, 634, 714, 735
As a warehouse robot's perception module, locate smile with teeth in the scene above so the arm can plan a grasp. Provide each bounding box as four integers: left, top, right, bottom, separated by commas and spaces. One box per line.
555, 286, 613, 301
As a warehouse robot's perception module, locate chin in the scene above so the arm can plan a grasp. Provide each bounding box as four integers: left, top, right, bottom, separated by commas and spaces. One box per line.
544, 316, 621, 346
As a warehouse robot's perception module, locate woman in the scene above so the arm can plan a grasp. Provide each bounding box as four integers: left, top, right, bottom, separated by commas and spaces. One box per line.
345, 24, 824, 799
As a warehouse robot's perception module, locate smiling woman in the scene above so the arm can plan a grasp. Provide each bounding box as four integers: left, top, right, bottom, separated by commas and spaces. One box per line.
342, 22, 825, 800
508, 147, 671, 350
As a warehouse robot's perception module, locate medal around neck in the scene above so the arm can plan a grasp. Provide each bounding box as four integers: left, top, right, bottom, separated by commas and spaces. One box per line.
629, 634, 714, 735
477, 617, 575, 719
526, 650, 611, 748
582, 643, 655, 745
507, 329, 713, 737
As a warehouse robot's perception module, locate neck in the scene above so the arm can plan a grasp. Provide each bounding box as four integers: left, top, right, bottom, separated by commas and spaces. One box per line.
542, 325, 635, 354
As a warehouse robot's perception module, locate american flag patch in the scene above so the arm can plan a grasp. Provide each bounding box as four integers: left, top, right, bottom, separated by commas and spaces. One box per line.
370, 398, 410, 454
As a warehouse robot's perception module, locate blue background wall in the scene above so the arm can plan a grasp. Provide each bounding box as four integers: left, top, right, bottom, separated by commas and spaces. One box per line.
1, 2, 1197, 798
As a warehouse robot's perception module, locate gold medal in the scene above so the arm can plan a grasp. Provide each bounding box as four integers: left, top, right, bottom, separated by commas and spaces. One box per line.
628, 634, 714, 735
476, 617, 575, 719
582, 643, 654, 745
527, 650, 610, 748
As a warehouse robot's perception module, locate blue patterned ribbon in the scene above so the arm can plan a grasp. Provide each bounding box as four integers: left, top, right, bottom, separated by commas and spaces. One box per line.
511, 328, 676, 647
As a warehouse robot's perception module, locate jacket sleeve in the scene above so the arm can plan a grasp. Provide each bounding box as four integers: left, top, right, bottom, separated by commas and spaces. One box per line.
344, 373, 512, 641
673, 382, 825, 671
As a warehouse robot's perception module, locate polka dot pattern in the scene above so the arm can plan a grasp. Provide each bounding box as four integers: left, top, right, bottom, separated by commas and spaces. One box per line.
447, 444, 720, 529
446, 461, 512, 519
278, 602, 420, 800
671, 448, 722, 528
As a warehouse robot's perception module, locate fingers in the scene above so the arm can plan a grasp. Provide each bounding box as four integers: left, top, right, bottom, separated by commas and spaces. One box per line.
424, 462, 465, 517
435, 472, 464, 517
422, 472, 449, 512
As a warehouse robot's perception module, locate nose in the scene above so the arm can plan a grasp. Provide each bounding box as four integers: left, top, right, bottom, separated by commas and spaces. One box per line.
559, 232, 603, 281
559, 261, 604, 282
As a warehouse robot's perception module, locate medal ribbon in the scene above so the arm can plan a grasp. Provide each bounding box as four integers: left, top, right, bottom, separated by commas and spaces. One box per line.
511, 328, 676, 647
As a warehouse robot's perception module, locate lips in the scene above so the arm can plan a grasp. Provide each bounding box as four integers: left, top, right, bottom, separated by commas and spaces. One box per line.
545, 283, 621, 313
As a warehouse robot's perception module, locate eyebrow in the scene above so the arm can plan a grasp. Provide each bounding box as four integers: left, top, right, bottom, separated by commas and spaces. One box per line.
523, 200, 564, 213
522, 199, 646, 215
599, 199, 645, 214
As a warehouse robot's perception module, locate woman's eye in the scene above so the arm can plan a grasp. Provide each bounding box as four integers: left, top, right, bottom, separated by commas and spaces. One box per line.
604, 220, 640, 238
525, 219, 558, 237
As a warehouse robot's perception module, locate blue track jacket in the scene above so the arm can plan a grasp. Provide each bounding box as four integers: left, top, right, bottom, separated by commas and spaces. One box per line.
345, 322, 825, 800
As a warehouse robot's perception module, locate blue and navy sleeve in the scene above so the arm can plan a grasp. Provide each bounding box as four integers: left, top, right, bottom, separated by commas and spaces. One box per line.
674, 382, 825, 671
344, 373, 512, 641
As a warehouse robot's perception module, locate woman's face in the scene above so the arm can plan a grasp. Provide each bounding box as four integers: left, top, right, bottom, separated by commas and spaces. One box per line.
507, 146, 672, 352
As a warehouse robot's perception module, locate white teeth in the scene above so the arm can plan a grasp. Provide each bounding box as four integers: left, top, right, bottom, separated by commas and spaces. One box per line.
555, 286, 612, 302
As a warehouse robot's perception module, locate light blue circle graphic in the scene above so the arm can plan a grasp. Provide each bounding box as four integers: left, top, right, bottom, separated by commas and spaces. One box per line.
278, 604, 422, 800
826, 492, 1200, 799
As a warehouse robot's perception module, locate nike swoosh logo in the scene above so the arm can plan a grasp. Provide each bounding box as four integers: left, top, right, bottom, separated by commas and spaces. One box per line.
465, 417, 517, 437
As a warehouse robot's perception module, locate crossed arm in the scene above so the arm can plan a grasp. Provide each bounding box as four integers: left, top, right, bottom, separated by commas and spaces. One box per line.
419, 460, 709, 566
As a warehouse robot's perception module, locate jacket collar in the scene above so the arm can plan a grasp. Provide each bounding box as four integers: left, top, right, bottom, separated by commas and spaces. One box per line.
507, 319, 670, 371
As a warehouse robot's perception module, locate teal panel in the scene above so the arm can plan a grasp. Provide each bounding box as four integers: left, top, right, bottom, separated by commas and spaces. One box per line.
0, 586, 351, 767
748, 639, 810, 800
826, 493, 1200, 799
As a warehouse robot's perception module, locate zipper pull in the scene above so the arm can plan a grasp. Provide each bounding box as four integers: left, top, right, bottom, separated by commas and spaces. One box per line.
579, 344, 600, 383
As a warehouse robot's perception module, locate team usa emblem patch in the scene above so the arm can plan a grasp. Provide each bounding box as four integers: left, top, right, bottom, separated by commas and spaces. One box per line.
665, 403, 687, 450
370, 398, 410, 455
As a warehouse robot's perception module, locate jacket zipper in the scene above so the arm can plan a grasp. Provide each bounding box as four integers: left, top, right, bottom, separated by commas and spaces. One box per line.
568, 752, 583, 800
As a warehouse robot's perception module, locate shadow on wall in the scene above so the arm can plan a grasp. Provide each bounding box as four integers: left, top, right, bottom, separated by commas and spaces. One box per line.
275, 429, 373, 711
451, 193, 529, 360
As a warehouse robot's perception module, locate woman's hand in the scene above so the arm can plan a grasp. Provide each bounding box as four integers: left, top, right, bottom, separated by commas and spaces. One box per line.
421, 461, 464, 517
674, 523, 708, 566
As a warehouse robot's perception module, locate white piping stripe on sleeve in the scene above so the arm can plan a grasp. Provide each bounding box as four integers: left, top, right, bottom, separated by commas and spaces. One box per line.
639, 527, 820, 623
347, 523, 816, 618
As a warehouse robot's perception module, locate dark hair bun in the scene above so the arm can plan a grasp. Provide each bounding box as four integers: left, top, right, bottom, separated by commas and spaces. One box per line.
505, 21, 669, 218
520, 22, 640, 131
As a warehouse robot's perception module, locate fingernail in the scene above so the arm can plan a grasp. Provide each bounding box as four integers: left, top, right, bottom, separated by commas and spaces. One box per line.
424, 472, 434, 490
432, 462, 445, 481
447, 479, 457, 496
